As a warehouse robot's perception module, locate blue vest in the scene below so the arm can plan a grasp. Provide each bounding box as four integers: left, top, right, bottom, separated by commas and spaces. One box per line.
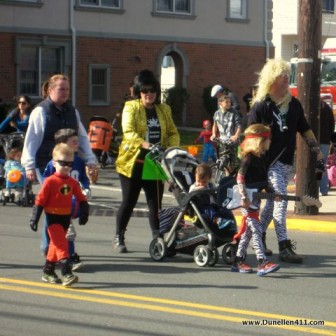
36, 97, 78, 171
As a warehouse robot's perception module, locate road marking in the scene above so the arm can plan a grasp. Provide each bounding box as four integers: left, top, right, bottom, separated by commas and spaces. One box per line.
0, 277, 335, 335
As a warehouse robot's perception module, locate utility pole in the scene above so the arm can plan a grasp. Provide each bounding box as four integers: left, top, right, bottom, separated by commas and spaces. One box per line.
295, 0, 321, 215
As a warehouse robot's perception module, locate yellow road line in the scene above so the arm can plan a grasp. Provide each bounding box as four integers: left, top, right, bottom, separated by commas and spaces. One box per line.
0, 278, 335, 335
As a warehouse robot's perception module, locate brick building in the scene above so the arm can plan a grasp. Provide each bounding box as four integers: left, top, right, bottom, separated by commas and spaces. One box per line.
0, 0, 273, 127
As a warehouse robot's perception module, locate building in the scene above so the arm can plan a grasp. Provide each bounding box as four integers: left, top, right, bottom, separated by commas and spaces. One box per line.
0, 0, 273, 127
272, 0, 336, 61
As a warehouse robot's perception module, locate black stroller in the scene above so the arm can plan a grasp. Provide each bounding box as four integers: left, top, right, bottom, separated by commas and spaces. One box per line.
148, 146, 238, 267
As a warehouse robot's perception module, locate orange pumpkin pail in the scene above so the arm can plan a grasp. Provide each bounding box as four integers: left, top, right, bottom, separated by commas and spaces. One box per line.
88, 117, 113, 152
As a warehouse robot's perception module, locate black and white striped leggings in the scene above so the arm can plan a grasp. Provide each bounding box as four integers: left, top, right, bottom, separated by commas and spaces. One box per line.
260, 161, 293, 242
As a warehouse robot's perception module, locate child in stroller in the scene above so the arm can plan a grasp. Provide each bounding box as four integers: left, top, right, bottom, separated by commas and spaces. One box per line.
148, 146, 237, 267
0, 134, 34, 206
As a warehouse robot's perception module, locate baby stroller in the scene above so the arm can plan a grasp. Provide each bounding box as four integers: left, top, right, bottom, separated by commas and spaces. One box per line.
0, 132, 35, 206
148, 146, 238, 267
87, 116, 115, 168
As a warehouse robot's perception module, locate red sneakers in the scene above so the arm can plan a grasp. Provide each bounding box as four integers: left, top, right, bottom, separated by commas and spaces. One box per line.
231, 262, 253, 273
257, 261, 280, 276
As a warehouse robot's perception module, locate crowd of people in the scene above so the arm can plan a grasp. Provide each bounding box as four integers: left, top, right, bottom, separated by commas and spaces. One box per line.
0, 58, 333, 285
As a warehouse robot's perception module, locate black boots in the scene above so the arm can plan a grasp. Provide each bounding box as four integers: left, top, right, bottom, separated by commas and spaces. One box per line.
262, 232, 273, 256
114, 231, 127, 253
278, 239, 303, 263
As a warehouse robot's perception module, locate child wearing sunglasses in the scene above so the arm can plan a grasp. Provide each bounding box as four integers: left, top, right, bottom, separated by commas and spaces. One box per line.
29, 143, 89, 286
42, 128, 91, 271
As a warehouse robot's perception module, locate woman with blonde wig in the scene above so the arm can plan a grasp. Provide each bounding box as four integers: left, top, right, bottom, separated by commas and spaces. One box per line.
248, 59, 323, 263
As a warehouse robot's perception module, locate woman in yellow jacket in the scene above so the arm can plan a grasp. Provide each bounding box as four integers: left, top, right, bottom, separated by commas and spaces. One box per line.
114, 70, 180, 253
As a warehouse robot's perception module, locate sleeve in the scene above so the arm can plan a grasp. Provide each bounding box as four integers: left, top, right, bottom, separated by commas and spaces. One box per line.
72, 179, 87, 203
234, 110, 242, 129
121, 101, 145, 147
236, 155, 249, 199
76, 110, 97, 166
78, 159, 90, 189
295, 100, 311, 135
0, 116, 11, 133
34, 178, 50, 207
21, 107, 45, 170
248, 102, 263, 126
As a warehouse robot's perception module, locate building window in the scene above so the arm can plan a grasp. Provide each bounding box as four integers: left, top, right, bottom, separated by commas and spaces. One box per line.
0, 0, 42, 7
228, 0, 247, 20
79, 0, 121, 8
322, 0, 334, 13
16, 38, 71, 97
155, 0, 192, 15
89, 65, 110, 105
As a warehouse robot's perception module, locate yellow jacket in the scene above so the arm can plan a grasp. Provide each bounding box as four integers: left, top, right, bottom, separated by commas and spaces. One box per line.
116, 99, 180, 177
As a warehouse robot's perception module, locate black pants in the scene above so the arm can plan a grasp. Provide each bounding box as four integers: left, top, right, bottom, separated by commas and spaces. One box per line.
116, 174, 164, 235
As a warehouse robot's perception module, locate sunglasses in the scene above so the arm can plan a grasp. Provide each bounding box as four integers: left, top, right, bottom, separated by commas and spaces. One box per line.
56, 160, 73, 167
18, 101, 27, 105
141, 87, 156, 94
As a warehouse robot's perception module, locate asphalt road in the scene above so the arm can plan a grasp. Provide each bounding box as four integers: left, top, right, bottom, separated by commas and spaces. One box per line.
0, 174, 335, 336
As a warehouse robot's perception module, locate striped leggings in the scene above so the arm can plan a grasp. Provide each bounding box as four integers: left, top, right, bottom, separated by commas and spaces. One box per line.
260, 161, 293, 242
236, 206, 266, 261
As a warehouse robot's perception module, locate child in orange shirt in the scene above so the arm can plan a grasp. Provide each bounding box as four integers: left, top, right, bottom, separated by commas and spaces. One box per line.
29, 143, 89, 286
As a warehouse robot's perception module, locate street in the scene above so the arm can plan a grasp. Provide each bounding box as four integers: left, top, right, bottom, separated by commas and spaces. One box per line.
0, 170, 335, 336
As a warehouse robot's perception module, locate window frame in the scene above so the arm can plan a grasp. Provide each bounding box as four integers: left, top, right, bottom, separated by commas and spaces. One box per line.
15, 37, 71, 98
322, 0, 335, 14
0, 0, 42, 8
226, 0, 249, 22
152, 0, 196, 19
75, 0, 124, 13
89, 64, 111, 106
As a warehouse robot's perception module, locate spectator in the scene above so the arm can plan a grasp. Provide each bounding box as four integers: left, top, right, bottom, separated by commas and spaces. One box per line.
211, 95, 242, 174
319, 100, 335, 196
211, 84, 240, 112
248, 58, 324, 263
114, 69, 180, 253
0, 95, 32, 133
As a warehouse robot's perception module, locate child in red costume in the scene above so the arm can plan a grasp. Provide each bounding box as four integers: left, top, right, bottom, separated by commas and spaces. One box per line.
29, 143, 89, 286
195, 120, 216, 163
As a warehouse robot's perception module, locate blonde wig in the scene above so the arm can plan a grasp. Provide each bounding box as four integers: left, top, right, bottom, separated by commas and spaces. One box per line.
241, 124, 271, 157
253, 58, 291, 104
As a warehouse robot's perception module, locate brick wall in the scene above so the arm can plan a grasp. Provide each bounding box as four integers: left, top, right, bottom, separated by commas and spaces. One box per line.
0, 33, 274, 128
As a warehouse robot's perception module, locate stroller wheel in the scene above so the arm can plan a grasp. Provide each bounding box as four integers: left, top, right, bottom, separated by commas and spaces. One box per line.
222, 243, 236, 265
193, 245, 211, 267
207, 248, 219, 267
149, 237, 167, 261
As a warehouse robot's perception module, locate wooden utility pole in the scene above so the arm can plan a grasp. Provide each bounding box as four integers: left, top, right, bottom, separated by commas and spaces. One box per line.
295, 0, 321, 215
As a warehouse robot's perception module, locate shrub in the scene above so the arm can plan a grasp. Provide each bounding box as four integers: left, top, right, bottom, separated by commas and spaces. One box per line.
163, 86, 189, 125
